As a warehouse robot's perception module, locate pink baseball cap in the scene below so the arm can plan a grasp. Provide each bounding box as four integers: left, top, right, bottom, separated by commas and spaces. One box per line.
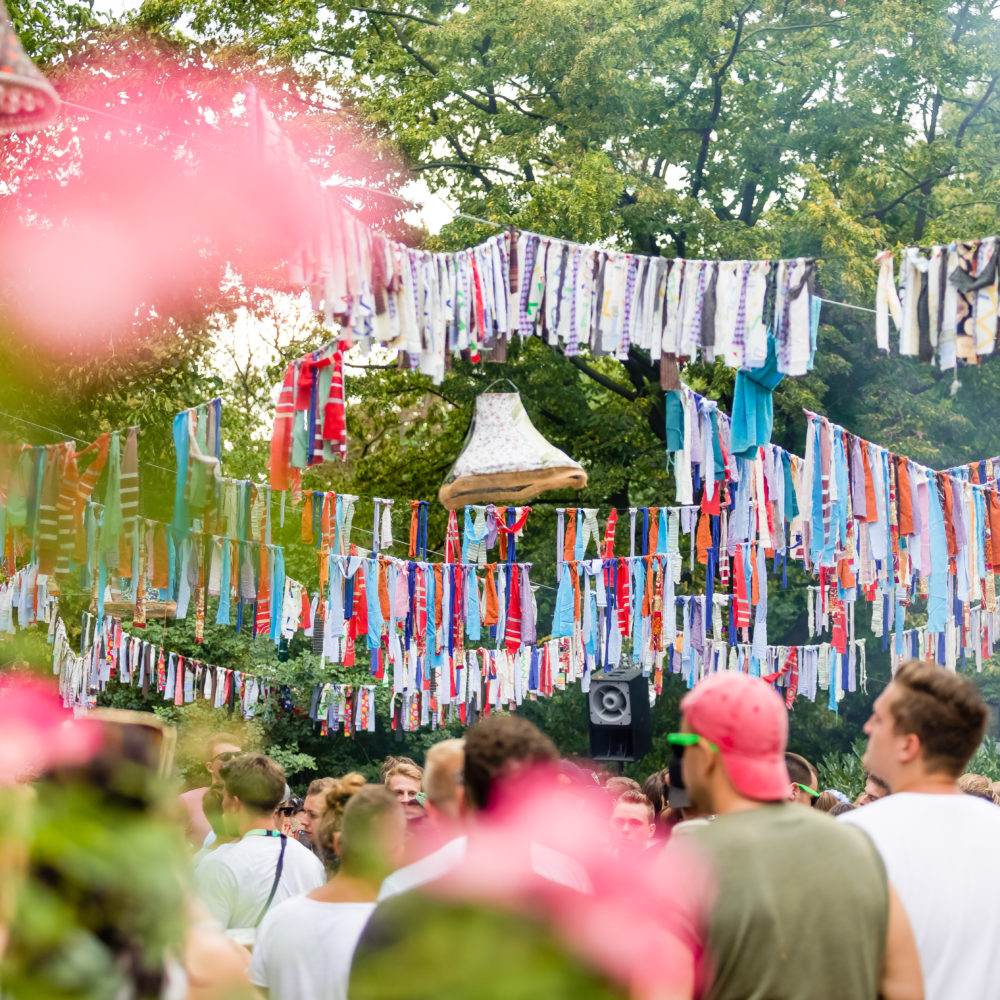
680, 672, 789, 801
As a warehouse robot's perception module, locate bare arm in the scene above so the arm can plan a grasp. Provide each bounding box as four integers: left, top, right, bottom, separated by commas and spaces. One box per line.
879, 884, 924, 1000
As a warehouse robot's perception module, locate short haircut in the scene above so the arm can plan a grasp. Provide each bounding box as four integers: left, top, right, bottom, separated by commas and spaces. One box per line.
423, 738, 465, 808
339, 785, 403, 874
384, 762, 423, 786
219, 753, 285, 813
605, 776, 641, 799
379, 756, 419, 783
864, 771, 890, 794
615, 788, 655, 820
890, 660, 988, 777
307, 777, 337, 799
205, 731, 241, 760
202, 784, 227, 838
463, 715, 558, 811
317, 772, 367, 855
785, 752, 817, 788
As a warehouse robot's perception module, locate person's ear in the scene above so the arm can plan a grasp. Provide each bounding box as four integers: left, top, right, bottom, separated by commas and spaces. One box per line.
898, 732, 921, 765
333, 831, 342, 855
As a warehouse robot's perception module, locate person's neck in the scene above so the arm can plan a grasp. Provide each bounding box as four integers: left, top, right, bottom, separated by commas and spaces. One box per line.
308, 871, 380, 904
888, 769, 959, 795
237, 811, 278, 837
710, 782, 776, 816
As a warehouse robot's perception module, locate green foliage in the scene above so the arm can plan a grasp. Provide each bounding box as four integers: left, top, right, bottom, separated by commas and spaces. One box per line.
965, 740, 1000, 782
816, 738, 868, 802
12, 0, 1000, 777
263, 740, 317, 779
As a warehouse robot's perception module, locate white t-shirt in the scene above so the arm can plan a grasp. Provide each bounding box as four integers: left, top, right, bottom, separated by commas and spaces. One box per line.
194, 832, 326, 940
377, 834, 592, 900
840, 792, 1000, 1000
248, 896, 375, 1000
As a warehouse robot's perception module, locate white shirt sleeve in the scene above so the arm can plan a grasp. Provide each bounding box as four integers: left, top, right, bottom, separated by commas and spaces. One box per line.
193, 855, 238, 929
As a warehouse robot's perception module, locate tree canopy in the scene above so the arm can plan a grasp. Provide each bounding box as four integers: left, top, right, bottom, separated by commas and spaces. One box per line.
5, 0, 1000, 784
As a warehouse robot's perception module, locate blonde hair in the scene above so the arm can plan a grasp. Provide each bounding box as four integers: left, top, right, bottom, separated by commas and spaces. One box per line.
423, 739, 465, 813
384, 762, 423, 786
958, 772, 999, 803
317, 772, 367, 855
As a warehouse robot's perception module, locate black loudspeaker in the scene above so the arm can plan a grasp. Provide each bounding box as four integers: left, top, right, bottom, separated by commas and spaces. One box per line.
587, 668, 652, 762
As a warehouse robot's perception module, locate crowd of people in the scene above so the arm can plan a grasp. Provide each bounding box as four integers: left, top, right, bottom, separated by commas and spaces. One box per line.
4, 657, 1000, 999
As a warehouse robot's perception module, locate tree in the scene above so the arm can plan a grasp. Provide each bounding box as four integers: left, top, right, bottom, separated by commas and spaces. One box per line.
9, 1, 1000, 782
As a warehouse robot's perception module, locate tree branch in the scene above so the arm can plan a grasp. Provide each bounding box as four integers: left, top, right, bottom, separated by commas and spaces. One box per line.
742, 17, 849, 41
411, 160, 522, 178
554, 348, 638, 400
862, 170, 955, 220
692, 3, 750, 199
955, 75, 999, 148
350, 6, 440, 25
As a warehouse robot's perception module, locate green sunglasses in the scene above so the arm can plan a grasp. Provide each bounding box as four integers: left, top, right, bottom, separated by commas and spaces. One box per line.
796, 782, 820, 799
667, 732, 720, 754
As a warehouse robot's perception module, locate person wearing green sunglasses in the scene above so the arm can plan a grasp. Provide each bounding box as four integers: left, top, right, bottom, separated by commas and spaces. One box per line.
785, 751, 820, 806
660, 671, 922, 1000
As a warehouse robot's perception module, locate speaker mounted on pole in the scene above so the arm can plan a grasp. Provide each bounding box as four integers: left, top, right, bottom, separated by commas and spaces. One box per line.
587, 665, 652, 763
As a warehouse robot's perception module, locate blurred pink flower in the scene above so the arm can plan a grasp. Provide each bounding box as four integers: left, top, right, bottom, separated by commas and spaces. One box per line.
0, 674, 102, 784
426, 767, 707, 998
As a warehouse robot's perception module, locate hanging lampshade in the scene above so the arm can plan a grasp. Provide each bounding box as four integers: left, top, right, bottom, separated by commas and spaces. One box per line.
439, 391, 587, 509
0, 1, 60, 135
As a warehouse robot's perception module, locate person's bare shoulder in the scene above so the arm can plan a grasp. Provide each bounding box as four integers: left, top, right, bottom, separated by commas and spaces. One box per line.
184, 922, 257, 1000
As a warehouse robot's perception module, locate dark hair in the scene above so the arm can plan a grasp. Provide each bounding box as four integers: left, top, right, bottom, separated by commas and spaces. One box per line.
463, 715, 558, 811
864, 771, 889, 794
641, 770, 668, 814
340, 785, 403, 877
202, 784, 228, 838
890, 660, 989, 777
829, 801, 856, 817
785, 752, 817, 788
219, 753, 286, 813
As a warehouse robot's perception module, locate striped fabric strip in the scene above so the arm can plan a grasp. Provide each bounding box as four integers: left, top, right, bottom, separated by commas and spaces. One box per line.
36, 444, 63, 575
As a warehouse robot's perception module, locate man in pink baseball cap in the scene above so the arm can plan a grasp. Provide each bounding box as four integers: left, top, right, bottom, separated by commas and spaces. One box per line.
663, 672, 923, 1000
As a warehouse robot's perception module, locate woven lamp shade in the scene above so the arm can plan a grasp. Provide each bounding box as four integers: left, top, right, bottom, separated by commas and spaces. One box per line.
0, 2, 60, 135
439, 392, 587, 509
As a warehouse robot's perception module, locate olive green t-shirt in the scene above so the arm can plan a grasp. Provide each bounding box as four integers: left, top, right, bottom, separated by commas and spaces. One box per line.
684, 803, 888, 1000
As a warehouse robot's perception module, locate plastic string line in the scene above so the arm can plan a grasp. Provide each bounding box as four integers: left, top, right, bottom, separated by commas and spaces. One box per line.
0, 410, 176, 476
60, 99, 880, 319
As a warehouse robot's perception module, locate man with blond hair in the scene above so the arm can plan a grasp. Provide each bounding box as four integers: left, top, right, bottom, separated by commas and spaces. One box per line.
378, 739, 465, 900
841, 659, 1000, 999
179, 731, 242, 848
383, 760, 425, 823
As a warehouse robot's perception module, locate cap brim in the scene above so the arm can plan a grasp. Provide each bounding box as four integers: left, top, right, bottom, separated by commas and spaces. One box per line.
719, 747, 789, 801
